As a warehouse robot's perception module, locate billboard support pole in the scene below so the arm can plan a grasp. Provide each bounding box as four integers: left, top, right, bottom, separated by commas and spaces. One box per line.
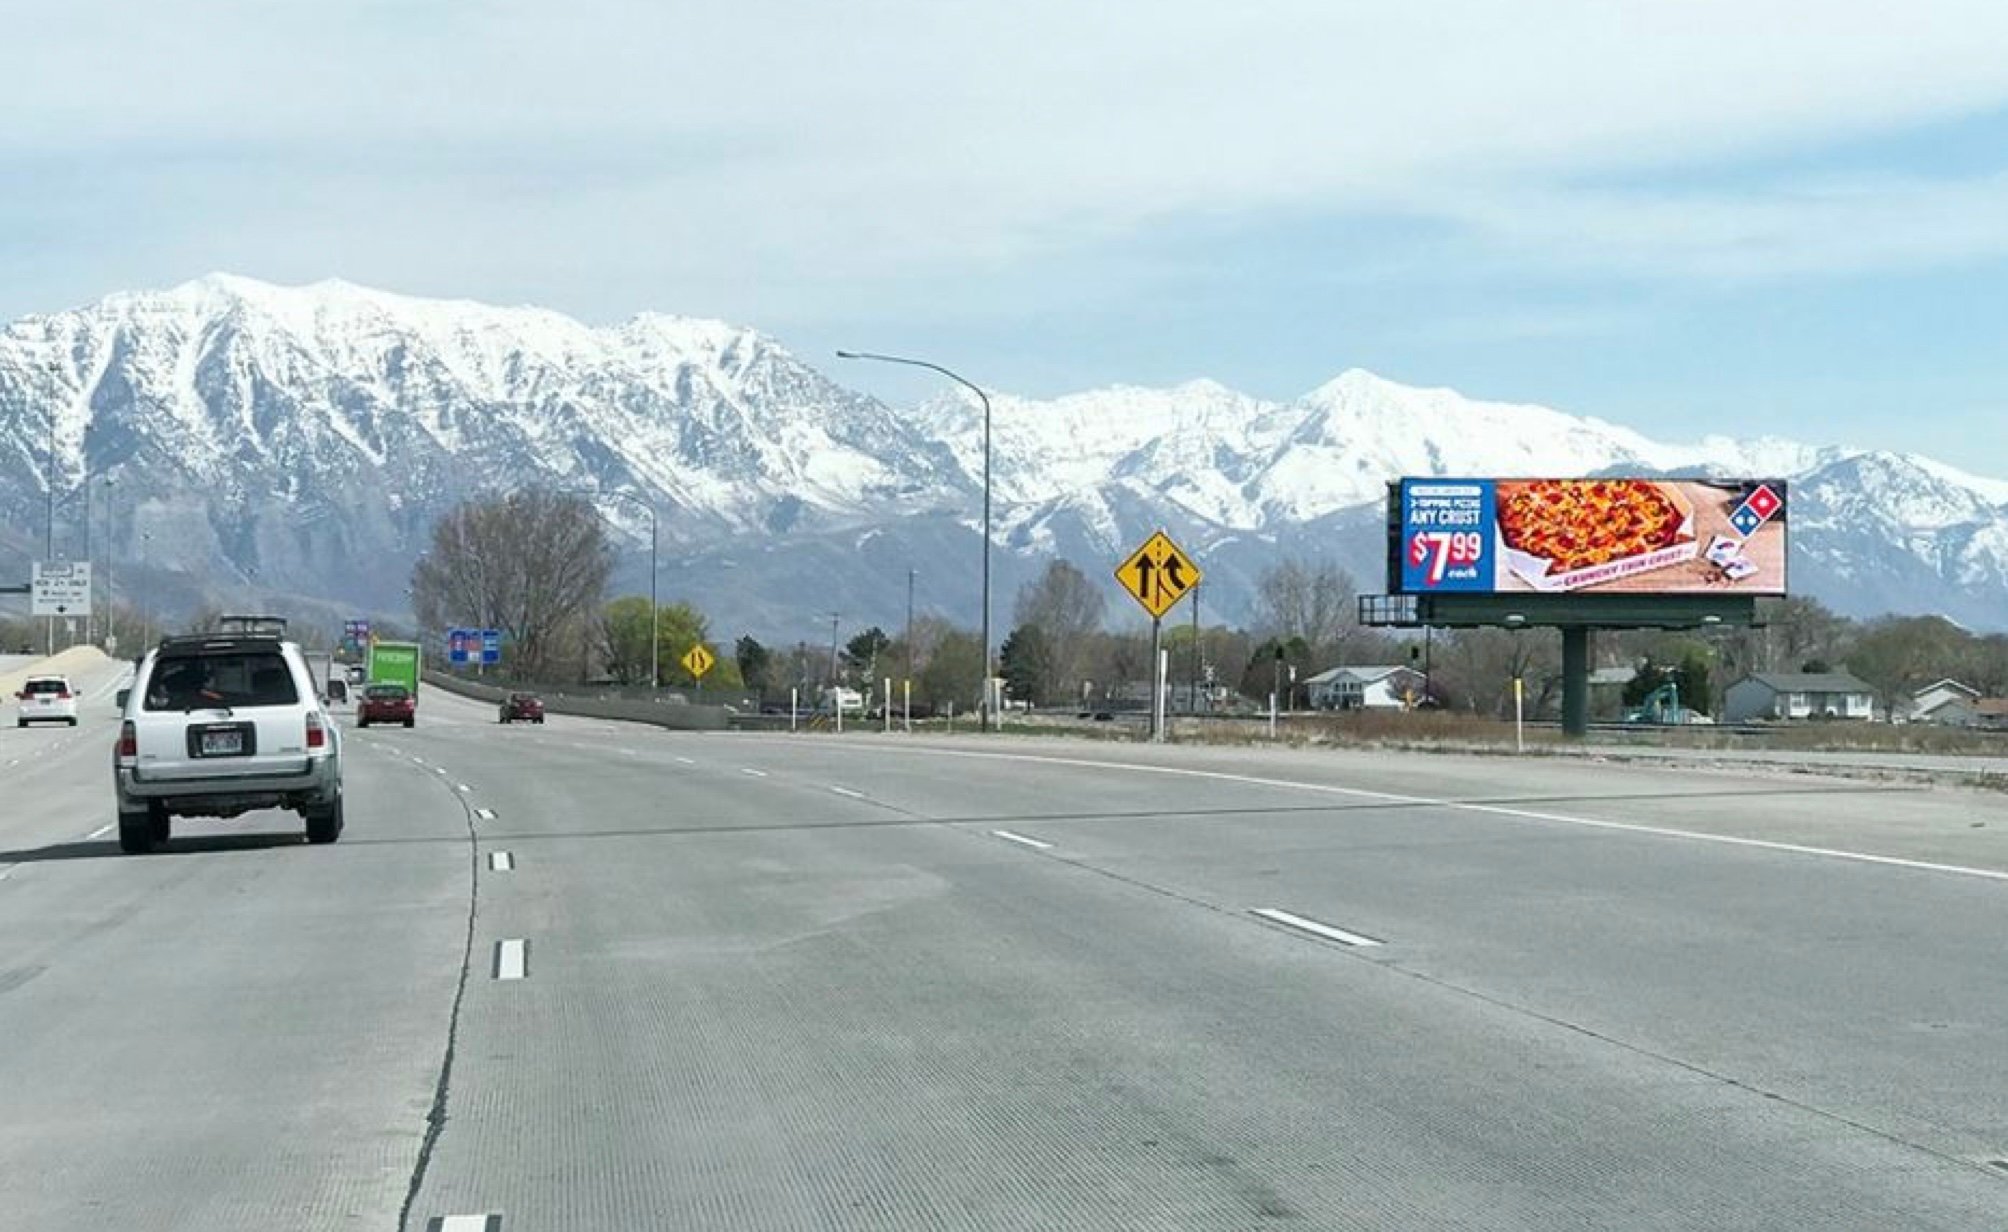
1513, 675, 1525, 753
1561, 626, 1591, 738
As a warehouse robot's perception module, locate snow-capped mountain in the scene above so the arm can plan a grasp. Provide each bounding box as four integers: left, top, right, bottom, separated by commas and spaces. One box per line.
1, 275, 2004, 637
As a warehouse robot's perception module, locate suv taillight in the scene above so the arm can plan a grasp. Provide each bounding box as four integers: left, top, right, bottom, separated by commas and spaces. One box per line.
306, 712, 326, 749
56, 690, 72, 700
118, 720, 137, 759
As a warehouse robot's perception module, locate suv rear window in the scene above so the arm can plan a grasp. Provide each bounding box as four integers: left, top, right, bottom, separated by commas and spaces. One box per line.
144, 652, 299, 711
23, 679, 67, 695
365, 685, 410, 700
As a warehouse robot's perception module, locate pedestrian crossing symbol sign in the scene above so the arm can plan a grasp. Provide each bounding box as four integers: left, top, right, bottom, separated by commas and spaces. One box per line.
1116, 530, 1202, 620
681, 643, 716, 681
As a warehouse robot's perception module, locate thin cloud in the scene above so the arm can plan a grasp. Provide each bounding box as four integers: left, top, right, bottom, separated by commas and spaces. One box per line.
4, 0, 2008, 319
1432, 173, 2008, 283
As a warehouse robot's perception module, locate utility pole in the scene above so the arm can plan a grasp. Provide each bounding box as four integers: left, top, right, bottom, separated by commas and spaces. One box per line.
905, 568, 916, 689
829, 612, 841, 690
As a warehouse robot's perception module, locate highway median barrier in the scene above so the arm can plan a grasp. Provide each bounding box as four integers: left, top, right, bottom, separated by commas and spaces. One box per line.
422, 670, 732, 731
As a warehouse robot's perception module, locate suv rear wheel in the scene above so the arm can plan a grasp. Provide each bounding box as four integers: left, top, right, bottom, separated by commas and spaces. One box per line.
304, 793, 344, 845
118, 804, 167, 854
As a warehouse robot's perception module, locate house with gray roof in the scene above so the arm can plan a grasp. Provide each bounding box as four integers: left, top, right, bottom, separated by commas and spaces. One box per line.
1722, 671, 1876, 723
1304, 665, 1427, 711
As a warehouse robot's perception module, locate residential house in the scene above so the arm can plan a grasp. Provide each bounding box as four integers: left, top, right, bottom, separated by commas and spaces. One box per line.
1974, 699, 2008, 732
1721, 672, 1877, 723
1305, 665, 1428, 711
1908, 679, 1981, 725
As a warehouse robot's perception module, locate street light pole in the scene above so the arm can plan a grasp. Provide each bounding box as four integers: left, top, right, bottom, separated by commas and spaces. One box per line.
104, 478, 117, 649
905, 568, 916, 687
44, 407, 56, 561
837, 350, 994, 730
43, 407, 57, 654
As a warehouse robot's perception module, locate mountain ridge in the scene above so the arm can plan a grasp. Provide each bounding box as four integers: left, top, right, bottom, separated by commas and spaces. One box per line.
2, 275, 2003, 636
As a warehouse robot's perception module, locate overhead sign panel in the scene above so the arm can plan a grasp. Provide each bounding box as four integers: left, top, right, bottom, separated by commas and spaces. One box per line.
31, 561, 91, 617
1116, 530, 1202, 619
1393, 478, 1788, 597
447, 627, 502, 665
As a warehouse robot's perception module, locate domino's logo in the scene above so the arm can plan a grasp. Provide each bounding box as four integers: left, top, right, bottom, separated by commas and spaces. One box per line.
1727, 483, 1784, 539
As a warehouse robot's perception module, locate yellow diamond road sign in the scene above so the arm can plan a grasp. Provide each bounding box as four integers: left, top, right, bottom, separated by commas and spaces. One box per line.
1116, 530, 1202, 620
681, 644, 716, 680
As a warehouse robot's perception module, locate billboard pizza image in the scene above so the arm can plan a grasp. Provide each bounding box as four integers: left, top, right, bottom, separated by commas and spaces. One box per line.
1398, 478, 1787, 596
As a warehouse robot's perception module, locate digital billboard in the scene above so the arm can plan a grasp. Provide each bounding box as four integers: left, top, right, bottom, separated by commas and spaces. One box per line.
1394, 478, 1787, 597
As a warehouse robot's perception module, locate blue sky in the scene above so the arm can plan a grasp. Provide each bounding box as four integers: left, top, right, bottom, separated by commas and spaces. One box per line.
5, 1, 2007, 475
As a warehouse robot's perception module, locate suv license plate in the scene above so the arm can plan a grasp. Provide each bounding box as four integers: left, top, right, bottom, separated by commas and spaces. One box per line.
200, 730, 245, 756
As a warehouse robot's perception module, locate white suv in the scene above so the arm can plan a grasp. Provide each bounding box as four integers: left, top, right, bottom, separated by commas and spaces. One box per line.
113, 632, 344, 854
15, 675, 80, 727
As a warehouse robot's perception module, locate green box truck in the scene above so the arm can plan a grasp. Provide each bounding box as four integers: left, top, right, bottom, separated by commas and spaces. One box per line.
366, 640, 422, 697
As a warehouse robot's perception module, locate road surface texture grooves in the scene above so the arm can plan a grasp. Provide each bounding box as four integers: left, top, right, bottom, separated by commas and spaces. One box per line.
393, 737, 487, 1232
7, 676, 2007, 1229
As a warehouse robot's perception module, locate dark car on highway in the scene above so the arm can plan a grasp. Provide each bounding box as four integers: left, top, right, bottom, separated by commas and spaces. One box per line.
356, 683, 416, 728
498, 692, 545, 724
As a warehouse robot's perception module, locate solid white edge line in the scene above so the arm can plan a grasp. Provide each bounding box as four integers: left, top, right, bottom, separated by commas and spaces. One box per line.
474, 807, 497, 821
488, 851, 513, 872
740, 768, 769, 777
763, 742, 2008, 886
1253, 907, 1384, 948
992, 829, 1054, 850
831, 786, 866, 799
493, 938, 527, 980
86, 823, 114, 839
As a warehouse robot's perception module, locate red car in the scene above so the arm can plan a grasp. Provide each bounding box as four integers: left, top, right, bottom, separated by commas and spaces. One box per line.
357, 683, 416, 728
499, 692, 545, 724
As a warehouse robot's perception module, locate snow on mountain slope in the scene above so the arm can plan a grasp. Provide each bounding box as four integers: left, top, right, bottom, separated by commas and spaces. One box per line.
1, 275, 2003, 633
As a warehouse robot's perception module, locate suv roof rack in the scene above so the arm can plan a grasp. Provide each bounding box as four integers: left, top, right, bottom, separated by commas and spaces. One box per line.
156, 632, 287, 656
216, 615, 289, 636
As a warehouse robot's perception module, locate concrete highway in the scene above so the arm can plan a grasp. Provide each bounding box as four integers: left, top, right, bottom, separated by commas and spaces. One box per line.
2, 656, 2006, 1229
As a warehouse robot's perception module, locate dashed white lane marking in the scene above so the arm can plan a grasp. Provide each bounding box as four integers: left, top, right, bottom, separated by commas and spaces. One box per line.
455, 783, 472, 793
489, 851, 514, 872
86, 824, 114, 839
831, 786, 867, 799
493, 939, 528, 980
474, 807, 497, 821
992, 829, 1054, 851
740, 768, 769, 778
431, 1215, 501, 1232
1252, 907, 1383, 948
812, 743, 2008, 887
674, 756, 695, 765
5, 759, 17, 767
